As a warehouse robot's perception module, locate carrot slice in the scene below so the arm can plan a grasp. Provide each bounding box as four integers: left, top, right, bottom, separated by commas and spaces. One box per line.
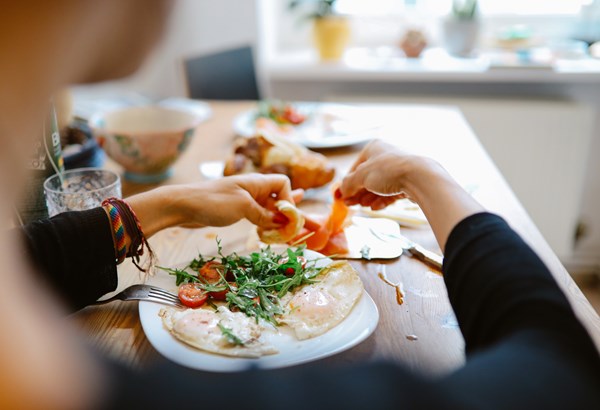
328, 194, 349, 235
320, 231, 349, 256
289, 186, 350, 253
301, 213, 330, 251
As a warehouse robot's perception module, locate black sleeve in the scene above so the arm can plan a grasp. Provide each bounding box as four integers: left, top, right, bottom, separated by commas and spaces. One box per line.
22, 208, 118, 311
440, 212, 600, 408
100, 212, 600, 409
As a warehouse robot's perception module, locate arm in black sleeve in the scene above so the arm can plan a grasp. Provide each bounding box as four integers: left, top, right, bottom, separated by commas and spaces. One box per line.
441, 212, 600, 408
21, 207, 118, 311
100, 212, 600, 409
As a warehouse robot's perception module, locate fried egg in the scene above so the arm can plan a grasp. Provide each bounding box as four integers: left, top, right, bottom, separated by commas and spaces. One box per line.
279, 260, 363, 340
159, 305, 277, 358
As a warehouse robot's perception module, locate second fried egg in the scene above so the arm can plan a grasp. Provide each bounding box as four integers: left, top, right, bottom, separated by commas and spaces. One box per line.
279, 260, 363, 340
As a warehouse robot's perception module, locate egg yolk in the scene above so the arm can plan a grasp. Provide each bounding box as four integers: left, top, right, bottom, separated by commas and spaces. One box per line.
290, 287, 336, 320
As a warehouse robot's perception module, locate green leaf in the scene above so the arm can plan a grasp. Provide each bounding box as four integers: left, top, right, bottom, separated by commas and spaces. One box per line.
218, 322, 245, 346
158, 266, 199, 286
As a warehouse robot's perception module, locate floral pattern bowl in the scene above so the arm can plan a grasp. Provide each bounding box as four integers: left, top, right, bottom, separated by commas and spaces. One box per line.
90, 106, 202, 183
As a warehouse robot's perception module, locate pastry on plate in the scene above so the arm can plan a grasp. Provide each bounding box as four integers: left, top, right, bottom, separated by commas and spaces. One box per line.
223, 133, 335, 190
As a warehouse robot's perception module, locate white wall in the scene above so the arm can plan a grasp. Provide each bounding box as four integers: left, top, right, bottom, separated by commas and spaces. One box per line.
74, 0, 258, 99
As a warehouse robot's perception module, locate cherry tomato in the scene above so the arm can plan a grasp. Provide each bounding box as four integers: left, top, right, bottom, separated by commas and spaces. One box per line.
209, 288, 228, 301
278, 255, 307, 276
198, 261, 222, 284
209, 282, 236, 301
283, 106, 305, 125
178, 283, 208, 308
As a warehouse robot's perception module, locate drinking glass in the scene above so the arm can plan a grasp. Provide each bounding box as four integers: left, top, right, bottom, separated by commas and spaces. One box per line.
44, 168, 121, 217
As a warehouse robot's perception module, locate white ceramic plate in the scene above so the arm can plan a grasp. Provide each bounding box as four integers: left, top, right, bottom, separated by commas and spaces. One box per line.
139, 250, 379, 372
232, 103, 380, 149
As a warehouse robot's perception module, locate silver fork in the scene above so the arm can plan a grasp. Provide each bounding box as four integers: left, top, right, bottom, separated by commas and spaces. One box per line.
93, 284, 184, 308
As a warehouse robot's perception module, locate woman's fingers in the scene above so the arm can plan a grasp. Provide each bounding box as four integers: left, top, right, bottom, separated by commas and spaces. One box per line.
340, 162, 368, 198
354, 190, 379, 207
267, 174, 293, 203
233, 174, 296, 229
243, 195, 279, 229
236, 174, 293, 206
291, 189, 304, 204
371, 196, 394, 211
347, 139, 385, 173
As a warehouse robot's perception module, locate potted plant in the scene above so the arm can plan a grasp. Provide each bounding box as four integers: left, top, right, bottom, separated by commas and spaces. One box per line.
442, 0, 480, 57
289, 0, 350, 62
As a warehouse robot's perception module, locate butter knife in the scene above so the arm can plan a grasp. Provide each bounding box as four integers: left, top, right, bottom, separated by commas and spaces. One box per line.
370, 228, 443, 272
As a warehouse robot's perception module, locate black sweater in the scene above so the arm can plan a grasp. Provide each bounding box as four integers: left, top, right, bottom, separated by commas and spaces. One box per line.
22, 210, 600, 409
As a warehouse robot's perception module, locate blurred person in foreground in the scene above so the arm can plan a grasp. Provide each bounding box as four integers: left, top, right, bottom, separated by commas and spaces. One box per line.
0, 1, 599, 410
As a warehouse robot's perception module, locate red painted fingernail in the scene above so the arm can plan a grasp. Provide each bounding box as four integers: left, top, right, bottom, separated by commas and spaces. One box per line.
273, 213, 289, 225
334, 188, 342, 199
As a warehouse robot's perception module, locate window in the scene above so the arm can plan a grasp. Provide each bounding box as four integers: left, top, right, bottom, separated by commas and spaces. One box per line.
336, 0, 591, 16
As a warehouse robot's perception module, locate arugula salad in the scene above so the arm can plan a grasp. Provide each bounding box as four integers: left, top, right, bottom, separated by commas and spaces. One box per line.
158, 241, 324, 326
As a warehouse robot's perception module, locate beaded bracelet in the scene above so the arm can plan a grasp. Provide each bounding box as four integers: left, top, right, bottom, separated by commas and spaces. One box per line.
102, 197, 155, 272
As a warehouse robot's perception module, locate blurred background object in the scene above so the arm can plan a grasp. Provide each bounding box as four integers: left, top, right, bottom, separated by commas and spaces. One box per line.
494, 24, 533, 50
184, 46, 261, 100
592, 41, 600, 58
61, 119, 105, 170
399, 28, 428, 58
89, 106, 202, 183
442, 0, 480, 57
289, 0, 350, 61
54, 88, 105, 170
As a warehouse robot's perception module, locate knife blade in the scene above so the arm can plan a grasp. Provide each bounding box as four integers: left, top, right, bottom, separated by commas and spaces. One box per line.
369, 228, 443, 272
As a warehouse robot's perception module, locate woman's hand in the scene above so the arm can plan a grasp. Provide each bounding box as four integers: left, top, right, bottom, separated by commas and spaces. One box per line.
176, 174, 294, 229
339, 139, 484, 251
126, 174, 294, 239
339, 140, 420, 210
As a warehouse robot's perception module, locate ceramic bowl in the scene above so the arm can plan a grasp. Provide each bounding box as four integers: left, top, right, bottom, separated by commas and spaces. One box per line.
90, 106, 201, 183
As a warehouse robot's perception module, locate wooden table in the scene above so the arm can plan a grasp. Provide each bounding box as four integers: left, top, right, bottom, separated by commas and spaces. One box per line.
72, 101, 600, 374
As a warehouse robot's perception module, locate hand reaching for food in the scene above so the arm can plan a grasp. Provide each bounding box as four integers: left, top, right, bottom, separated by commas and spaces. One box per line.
126, 174, 295, 238
339, 140, 414, 210
339, 139, 484, 251
223, 133, 335, 190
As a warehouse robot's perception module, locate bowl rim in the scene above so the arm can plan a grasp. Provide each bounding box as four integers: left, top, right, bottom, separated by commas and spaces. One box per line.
89, 105, 203, 137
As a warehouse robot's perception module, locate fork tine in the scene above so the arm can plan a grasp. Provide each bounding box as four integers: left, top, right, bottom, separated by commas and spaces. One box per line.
147, 295, 184, 308
148, 292, 181, 304
149, 286, 180, 300
149, 290, 180, 304
148, 294, 181, 305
